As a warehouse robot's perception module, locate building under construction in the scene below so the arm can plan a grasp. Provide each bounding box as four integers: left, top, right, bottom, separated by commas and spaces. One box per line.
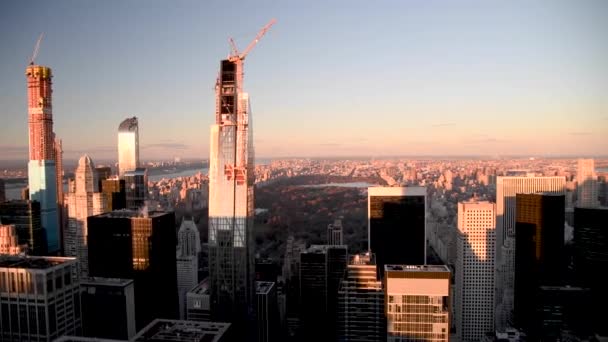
207, 19, 275, 334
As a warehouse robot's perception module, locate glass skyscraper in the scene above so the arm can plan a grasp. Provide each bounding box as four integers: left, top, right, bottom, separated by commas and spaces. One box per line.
118, 117, 139, 177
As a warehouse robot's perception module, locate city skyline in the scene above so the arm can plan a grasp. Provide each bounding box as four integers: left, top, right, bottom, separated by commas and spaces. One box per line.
1, 0, 607, 161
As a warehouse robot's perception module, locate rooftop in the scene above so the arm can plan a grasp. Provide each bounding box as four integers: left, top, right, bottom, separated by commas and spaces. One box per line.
93, 209, 169, 219
132, 319, 230, 342
80, 277, 134, 287
53, 337, 124, 342
368, 186, 426, 197
118, 117, 138, 132
0, 256, 76, 270
305, 244, 347, 254
384, 264, 450, 273
256, 281, 275, 295
189, 278, 210, 295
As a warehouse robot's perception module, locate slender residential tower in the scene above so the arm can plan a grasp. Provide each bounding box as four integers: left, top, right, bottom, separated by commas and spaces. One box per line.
118, 117, 139, 177
577, 159, 599, 208
26, 63, 60, 254
208, 19, 275, 334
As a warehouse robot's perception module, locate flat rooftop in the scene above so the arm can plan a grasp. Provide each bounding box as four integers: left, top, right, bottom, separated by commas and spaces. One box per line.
189, 278, 210, 295
385, 264, 450, 273
132, 319, 230, 342
0, 256, 76, 270
80, 277, 134, 287
256, 281, 275, 295
53, 337, 125, 342
305, 244, 347, 254
368, 186, 426, 197
93, 209, 169, 219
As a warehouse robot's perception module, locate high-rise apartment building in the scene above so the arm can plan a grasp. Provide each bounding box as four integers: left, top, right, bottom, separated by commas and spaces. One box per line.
299, 245, 348, 339
256, 281, 278, 342
26, 64, 59, 254
100, 178, 126, 211
336, 253, 384, 342
328, 219, 344, 246
514, 193, 565, 338
573, 207, 608, 336
177, 219, 200, 319
124, 168, 148, 209
0, 256, 81, 341
456, 200, 496, 341
208, 60, 255, 329
0, 224, 23, 255
495, 175, 565, 330
65, 155, 106, 277
87, 210, 178, 329
117, 117, 139, 177
385, 265, 451, 342
0, 200, 46, 255
368, 187, 426, 277
577, 159, 599, 208
80, 277, 136, 340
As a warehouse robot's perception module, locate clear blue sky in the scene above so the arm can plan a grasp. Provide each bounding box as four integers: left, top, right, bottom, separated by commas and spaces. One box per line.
1, 0, 607, 161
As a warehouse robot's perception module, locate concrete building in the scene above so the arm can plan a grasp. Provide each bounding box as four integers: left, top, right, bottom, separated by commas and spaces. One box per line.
0, 199, 46, 255
456, 200, 496, 341
328, 219, 344, 246
385, 265, 451, 342
117, 117, 139, 177
368, 187, 426, 277
187, 278, 211, 322
495, 175, 565, 330
300, 245, 348, 339
26, 64, 60, 254
88, 209, 178, 329
65, 155, 106, 277
176, 219, 200, 319
336, 253, 384, 342
256, 281, 278, 342
0, 223, 23, 255
124, 168, 147, 210
132, 319, 231, 342
577, 159, 599, 208
0, 256, 81, 341
80, 277, 136, 340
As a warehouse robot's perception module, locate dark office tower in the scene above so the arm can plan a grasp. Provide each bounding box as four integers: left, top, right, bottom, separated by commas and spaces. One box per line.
0, 199, 46, 255
336, 253, 384, 342
95, 166, 112, 188
328, 219, 344, 246
256, 281, 279, 342
300, 245, 348, 339
124, 168, 148, 209
368, 187, 426, 277
536, 286, 592, 340
0, 256, 81, 341
80, 277, 136, 340
0, 179, 5, 203
87, 210, 178, 329
514, 193, 565, 338
101, 178, 126, 210
573, 207, 608, 336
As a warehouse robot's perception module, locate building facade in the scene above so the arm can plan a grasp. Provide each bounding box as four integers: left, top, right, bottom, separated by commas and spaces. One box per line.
577, 159, 599, 208
65, 155, 106, 277
177, 219, 201, 319
0, 256, 81, 341
100, 178, 126, 211
117, 117, 139, 177
0, 224, 23, 255
456, 200, 496, 341
0, 200, 46, 255
256, 281, 278, 342
187, 278, 212, 322
336, 253, 384, 342
26, 64, 60, 254
328, 219, 344, 246
495, 175, 565, 330
124, 168, 147, 210
368, 187, 427, 277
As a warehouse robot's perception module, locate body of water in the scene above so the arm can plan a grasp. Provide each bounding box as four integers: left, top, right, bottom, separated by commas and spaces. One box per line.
149, 168, 208, 182
299, 182, 377, 188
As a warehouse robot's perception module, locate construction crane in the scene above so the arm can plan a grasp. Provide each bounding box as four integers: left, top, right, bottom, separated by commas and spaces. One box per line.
228, 19, 276, 62
29, 33, 44, 65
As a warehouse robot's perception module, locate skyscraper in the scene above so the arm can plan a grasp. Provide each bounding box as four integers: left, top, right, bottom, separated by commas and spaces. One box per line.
124, 168, 148, 209
187, 278, 212, 322
0, 256, 81, 341
177, 218, 201, 319
87, 210, 178, 329
456, 200, 496, 341
117, 117, 139, 177
0, 224, 23, 255
299, 245, 348, 339
26, 64, 59, 254
494, 175, 565, 330
208, 60, 255, 328
256, 281, 279, 342
514, 193, 565, 338
100, 178, 126, 211
577, 159, 599, 208
336, 253, 384, 342
65, 155, 106, 277
0, 200, 46, 255
368, 186, 426, 277
385, 265, 450, 342
327, 219, 344, 246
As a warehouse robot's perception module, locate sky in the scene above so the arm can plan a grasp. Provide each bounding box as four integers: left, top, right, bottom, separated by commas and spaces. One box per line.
1, 0, 607, 161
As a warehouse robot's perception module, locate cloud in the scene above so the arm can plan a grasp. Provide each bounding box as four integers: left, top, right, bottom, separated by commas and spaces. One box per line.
144, 143, 189, 150
431, 123, 456, 128
569, 132, 591, 136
